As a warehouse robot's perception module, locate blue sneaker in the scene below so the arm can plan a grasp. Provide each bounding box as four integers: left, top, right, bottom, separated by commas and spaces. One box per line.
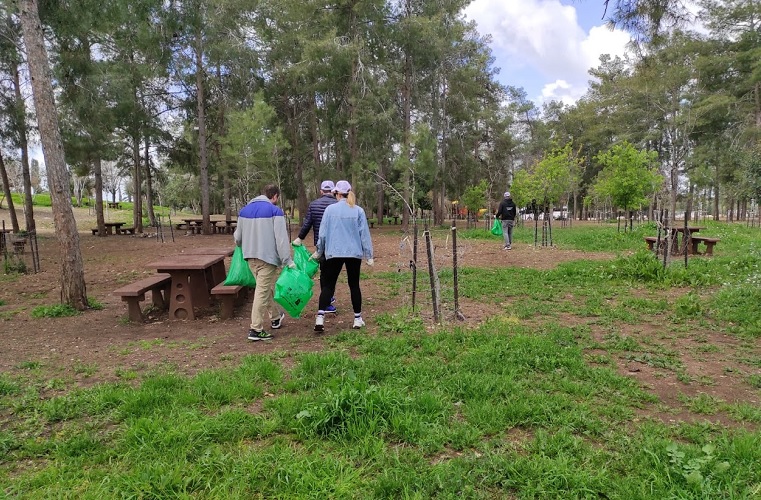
330, 297, 336, 305
325, 305, 337, 314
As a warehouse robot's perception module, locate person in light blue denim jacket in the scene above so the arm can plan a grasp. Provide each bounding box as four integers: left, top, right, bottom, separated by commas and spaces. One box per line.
311, 180, 373, 332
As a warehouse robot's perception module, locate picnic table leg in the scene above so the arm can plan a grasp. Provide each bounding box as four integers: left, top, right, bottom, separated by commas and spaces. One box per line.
204, 262, 226, 292
168, 272, 196, 320
188, 269, 212, 308
690, 238, 700, 255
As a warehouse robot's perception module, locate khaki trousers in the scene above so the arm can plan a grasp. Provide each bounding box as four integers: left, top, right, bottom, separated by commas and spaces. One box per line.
247, 258, 280, 331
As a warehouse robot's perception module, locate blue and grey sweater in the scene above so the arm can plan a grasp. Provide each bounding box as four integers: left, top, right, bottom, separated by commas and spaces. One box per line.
233, 195, 293, 267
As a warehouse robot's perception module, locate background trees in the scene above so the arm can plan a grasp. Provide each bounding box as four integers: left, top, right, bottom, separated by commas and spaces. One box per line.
1, 0, 759, 279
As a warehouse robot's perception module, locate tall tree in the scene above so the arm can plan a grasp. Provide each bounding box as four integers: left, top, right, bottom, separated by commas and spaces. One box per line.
0, 10, 34, 232
18, 0, 87, 308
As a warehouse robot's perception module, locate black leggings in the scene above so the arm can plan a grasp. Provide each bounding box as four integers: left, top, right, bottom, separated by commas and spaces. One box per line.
319, 258, 362, 314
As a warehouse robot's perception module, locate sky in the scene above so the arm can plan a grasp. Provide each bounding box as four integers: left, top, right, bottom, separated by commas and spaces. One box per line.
463, 0, 632, 105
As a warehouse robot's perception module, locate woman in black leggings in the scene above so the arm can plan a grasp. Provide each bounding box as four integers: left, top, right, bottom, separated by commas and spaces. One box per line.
311, 180, 374, 332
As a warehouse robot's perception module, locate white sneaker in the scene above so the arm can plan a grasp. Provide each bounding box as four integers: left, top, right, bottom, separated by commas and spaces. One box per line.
353, 316, 365, 329
314, 314, 324, 332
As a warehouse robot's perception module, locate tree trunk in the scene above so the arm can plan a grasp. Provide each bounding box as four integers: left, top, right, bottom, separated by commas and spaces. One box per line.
132, 134, 142, 231
144, 134, 156, 227
92, 157, 105, 235
431, 72, 443, 226
310, 93, 321, 171
13, 62, 35, 232
0, 150, 20, 232
713, 169, 720, 221
19, 0, 87, 308
288, 101, 307, 223
685, 182, 694, 224
195, 31, 211, 235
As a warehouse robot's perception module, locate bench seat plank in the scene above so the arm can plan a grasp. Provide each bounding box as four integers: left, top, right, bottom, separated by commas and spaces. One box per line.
113, 273, 172, 322
690, 236, 720, 256
211, 284, 247, 319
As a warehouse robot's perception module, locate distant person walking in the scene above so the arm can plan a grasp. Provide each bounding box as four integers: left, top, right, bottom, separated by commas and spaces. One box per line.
496, 191, 517, 250
234, 184, 294, 341
311, 180, 374, 332
292, 180, 338, 313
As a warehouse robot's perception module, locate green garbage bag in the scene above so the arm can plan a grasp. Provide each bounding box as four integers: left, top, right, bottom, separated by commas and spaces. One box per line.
293, 243, 319, 278
491, 218, 503, 236
224, 246, 257, 288
274, 266, 314, 318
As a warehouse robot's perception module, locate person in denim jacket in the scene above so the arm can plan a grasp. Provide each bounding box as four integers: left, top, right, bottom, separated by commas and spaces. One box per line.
311, 180, 373, 332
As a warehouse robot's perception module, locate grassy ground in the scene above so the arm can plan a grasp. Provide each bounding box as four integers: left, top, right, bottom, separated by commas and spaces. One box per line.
1, 220, 760, 498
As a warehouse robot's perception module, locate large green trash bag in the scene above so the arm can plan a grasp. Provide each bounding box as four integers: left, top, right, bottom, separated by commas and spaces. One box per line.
224, 247, 257, 288
293, 244, 319, 278
491, 218, 503, 236
274, 266, 314, 318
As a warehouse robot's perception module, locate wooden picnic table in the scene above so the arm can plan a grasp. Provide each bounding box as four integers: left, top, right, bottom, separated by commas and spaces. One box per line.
217, 219, 237, 234
146, 254, 226, 320
666, 226, 705, 254
182, 247, 234, 284
181, 218, 237, 234
101, 222, 125, 235
107, 202, 122, 209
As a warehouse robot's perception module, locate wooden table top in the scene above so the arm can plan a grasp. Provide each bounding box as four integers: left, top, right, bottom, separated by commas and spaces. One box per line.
104, 222, 125, 226
146, 254, 225, 271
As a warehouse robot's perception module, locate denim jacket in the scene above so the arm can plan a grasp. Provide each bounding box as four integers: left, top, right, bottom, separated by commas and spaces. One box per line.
316, 200, 373, 260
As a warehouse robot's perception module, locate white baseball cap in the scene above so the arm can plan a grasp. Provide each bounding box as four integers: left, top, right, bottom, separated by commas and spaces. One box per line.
320, 180, 335, 191
333, 180, 352, 194
504, 191, 511, 198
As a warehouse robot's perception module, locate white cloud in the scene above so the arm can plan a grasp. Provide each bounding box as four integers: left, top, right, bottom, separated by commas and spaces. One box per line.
463, 0, 631, 103
541, 79, 581, 106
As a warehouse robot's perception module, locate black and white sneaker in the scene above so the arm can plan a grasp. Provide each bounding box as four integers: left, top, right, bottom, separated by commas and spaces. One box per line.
271, 312, 285, 329
314, 314, 325, 332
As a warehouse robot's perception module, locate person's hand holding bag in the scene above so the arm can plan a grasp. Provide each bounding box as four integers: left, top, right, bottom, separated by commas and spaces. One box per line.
310, 250, 320, 261
366, 258, 374, 266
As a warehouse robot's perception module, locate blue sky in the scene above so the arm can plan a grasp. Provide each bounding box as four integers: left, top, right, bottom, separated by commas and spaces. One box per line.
463, 0, 632, 105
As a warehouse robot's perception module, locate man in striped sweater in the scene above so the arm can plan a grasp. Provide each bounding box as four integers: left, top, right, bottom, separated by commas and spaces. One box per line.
292, 180, 338, 313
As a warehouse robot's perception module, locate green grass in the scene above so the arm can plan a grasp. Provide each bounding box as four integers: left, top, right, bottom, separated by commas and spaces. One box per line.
1, 221, 760, 497
1, 316, 760, 497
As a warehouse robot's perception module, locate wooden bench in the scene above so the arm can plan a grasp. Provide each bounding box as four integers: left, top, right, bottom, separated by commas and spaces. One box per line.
690, 236, 721, 256
91, 228, 99, 235
113, 273, 172, 322
119, 226, 135, 235
210, 284, 248, 320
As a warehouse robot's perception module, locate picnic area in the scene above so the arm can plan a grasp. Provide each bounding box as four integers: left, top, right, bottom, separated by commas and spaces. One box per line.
2, 204, 760, 496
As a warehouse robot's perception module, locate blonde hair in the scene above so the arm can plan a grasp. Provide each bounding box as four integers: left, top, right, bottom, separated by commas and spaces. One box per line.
337, 191, 356, 207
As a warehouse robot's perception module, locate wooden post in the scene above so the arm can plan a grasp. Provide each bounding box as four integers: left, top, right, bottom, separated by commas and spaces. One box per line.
424, 229, 440, 324
412, 222, 418, 312
452, 225, 464, 321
